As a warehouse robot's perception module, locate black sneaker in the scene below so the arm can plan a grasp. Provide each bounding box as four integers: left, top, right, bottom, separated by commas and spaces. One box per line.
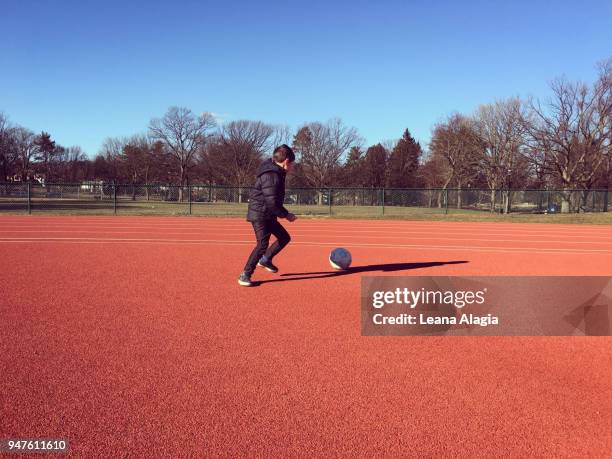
238, 272, 253, 286
258, 258, 278, 273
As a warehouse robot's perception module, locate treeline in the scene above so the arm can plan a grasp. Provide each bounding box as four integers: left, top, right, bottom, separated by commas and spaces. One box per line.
425, 58, 611, 212
0, 108, 424, 191
0, 58, 609, 213
0, 121, 89, 184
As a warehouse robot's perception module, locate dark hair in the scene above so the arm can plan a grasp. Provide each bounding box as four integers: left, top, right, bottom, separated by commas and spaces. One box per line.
272, 144, 295, 163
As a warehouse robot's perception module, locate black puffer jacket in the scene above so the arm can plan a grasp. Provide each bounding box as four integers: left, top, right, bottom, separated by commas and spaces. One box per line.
246, 159, 289, 222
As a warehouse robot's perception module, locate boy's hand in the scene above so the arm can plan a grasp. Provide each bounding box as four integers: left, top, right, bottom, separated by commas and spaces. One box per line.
286, 213, 297, 222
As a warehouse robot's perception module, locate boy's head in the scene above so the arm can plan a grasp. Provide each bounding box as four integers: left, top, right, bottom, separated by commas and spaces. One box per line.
272, 144, 295, 171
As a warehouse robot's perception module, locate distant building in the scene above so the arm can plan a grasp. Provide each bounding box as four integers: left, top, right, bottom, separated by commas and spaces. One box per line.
80, 180, 104, 192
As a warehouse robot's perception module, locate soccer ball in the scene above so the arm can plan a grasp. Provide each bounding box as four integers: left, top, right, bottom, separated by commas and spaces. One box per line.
329, 248, 352, 270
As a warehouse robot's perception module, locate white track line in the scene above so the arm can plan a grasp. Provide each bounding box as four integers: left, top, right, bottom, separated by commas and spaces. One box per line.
1, 225, 612, 239
1, 229, 611, 246
3, 223, 612, 232
1, 215, 610, 227
2, 217, 611, 229
1, 237, 611, 255
2, 216, 609, 224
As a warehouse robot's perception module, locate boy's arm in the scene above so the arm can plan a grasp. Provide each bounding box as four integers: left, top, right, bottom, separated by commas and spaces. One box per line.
261, 172, 289, 218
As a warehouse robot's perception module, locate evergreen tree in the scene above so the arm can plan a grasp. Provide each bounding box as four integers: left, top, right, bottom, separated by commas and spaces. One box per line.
387, 129, 422, 188
341, 146, 365, 186
363, 143, 388, 187
34, 131, 56, 181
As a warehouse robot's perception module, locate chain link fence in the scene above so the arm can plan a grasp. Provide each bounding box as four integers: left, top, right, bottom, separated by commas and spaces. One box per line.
0, 182, 610, 216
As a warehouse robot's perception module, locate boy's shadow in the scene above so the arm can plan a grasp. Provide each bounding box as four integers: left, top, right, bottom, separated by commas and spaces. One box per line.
253, 260, 468, 285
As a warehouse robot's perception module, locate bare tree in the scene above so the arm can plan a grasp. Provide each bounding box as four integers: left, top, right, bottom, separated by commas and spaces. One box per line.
13, 127, 38, 181
65, 146, 86, 182
0, 112, 8, 135
51, 145, 87, 182
600, 152, 612, 211
149, 107, 216, 201
0, 113, 18, 181
524, 75, 610, 212
270, 124, 293, 148
593, 58, 612, 211
418, 151, 451, 207
119, 135, 157, 199
293, 118, 362, 204
193, 141, 217, 186
99, 137, 127, 182
474, 98, 527, 212
429, 114, 482, 208
214, 120, 275, 202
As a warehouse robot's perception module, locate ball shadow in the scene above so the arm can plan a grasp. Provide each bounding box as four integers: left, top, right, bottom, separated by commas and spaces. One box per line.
253, 260, 469, 285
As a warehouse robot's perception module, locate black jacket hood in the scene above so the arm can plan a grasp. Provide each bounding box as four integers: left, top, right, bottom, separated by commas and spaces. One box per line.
256, 159, 285, 178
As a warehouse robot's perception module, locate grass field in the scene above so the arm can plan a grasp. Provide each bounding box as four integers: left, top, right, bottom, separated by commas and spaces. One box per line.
1, 198, 612, 224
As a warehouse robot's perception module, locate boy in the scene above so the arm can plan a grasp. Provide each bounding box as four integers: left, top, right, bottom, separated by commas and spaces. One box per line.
238, 144, 297, 286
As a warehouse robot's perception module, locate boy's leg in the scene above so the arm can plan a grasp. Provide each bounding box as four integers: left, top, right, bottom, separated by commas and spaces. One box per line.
242, 221, 272, 276
262, 219, 291, 261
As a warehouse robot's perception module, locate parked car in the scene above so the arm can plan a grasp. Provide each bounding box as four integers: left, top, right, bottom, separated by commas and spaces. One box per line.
547, 203, 560, 213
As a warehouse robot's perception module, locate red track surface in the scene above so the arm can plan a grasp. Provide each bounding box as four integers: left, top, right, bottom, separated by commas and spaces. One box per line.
1, 216, 611, 457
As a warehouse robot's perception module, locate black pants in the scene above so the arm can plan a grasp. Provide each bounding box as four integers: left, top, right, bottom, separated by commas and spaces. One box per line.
243, 219, 291, 276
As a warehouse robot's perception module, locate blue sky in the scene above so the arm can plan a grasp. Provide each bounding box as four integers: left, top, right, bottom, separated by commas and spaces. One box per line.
1, 0, 610, 157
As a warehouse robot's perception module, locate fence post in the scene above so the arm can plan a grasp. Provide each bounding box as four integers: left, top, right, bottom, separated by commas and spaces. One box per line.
444, 188, 448, 215
329, 188, 332, 215
188, 185, 192, 215
27, 182, 31, 215
113, 182, 117, 215
381, 188, 385, 215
